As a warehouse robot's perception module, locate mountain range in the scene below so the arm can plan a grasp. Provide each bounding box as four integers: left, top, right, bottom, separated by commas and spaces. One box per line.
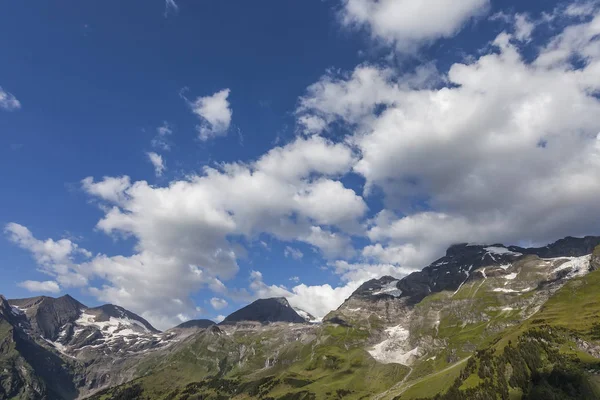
2, 236, 600, 399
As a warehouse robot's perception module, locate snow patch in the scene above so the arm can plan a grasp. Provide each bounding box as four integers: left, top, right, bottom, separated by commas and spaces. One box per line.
503, 273, 518, 280
452, 265, 473, 296
372, 280, 402, 297
368, 325, 418, 365
551, 255, 591, 278
294, 308, 320, 323
10, 306, 24, 316
493, 287, 532, 293
484, 247, 523, 257
42, 337, 74, 358
76, 312, 151, 338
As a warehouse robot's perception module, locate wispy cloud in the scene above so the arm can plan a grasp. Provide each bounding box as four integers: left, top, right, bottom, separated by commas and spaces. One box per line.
164, 0, 178, 17
0, 86, 21, 111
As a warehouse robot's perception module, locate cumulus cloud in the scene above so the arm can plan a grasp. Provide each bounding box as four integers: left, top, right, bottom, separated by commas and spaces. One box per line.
210, 297, 228, 310
340, 0, 489, 51
81, 176, 131, 206
296, 63, 439, 134
189, 89, 232, 141
147, 152, 166, 176
7, 136, 364, 329
299, 9, 600, 266
18, 280, 61, 294
0, 86, 21, 111
330, 260, 416, 283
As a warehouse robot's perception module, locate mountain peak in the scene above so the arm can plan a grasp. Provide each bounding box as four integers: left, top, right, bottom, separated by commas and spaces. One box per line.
220, 297, 306, 325
173, 319, 215, 330
9, 294, 86, 340
86, 304, 160, 333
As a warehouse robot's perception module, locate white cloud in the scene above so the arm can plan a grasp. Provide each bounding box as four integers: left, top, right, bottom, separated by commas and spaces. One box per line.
340, 0, 489, 51
330, 260, 416, 283
210, 297, 228, 310
289, 276, 300, 283
293, 179, 367, 228
514, 14, 535, 42
18, 280, 61, 294
244, 270, 361, 320
81, 176, 131, 206
299, 8, 600, 267
189, 89, 233, 141
284, 246, 304, 260
147, 152, 166, 176
0, 86, 21, 111
5, 136, 362, 328
296, 64, 439, 134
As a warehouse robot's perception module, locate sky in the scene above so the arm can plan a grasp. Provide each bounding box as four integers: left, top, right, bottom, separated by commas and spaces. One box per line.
1, 0, 600, 330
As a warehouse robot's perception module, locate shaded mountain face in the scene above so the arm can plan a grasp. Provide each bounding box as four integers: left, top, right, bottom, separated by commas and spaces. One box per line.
220, 297, 307, 325
9, 295, 86, 340
174, 319, 215, 329
0, 295, 21, 325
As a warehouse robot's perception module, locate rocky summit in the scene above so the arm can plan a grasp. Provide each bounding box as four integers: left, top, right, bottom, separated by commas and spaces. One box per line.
2, 236, 600, 400
220, 297, 308, 325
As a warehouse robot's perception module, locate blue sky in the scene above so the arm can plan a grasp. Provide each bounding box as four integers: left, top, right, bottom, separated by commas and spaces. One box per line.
2, 0, 600, 329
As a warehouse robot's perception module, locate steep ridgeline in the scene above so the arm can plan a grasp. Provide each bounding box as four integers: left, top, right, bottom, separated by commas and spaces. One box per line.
220, 297, 308, 325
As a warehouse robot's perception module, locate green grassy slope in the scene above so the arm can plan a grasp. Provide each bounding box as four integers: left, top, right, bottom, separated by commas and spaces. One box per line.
391, 266, 600, 399
89, 325, 409, 400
